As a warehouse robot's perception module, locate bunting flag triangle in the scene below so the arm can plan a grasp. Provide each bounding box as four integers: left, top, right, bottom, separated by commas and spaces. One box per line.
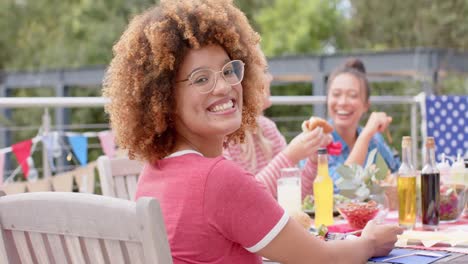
67, 135, 88, 166
41, 134, 57, 171
0, 152, 5, 185
98, 130, 116, 157
11, 139, 33, 178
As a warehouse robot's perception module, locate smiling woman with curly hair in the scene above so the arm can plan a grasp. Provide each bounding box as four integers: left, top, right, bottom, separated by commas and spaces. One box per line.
103, 1, 402, 263
103, 0, 264, 162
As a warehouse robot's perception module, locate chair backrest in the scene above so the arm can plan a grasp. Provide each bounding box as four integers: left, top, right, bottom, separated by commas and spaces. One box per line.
0, 192, 173, 264
97, 156, 144, 200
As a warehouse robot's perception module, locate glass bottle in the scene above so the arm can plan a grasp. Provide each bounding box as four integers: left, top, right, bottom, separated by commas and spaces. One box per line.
421, 137, 440, 230
397, 136, 417, 229
313, 148, 334, 227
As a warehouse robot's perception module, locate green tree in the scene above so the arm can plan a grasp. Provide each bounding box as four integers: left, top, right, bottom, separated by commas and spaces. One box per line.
255, 0, 346, 56
234, 0, 270, 30
347, 0, 468, 50
1, 0, 156, 71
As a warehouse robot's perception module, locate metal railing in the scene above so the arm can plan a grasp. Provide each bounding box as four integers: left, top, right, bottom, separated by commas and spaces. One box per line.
0, 95, 422, 180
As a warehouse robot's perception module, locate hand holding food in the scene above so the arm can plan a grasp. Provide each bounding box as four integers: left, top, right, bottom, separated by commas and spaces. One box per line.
301, 117, 334, 133
284, 121, 331, 164
302, 116, 342, 155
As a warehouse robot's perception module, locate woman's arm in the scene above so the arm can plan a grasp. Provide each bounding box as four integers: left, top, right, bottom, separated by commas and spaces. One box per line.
255, 120, 330, 197
258, 218, 402, 264
208, 160, 403, 264
345, 112, 392, 166
300, 158, 317, 198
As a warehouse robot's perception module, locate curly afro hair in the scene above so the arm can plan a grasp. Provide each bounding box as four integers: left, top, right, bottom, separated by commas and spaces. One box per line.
103, 0, 265, 163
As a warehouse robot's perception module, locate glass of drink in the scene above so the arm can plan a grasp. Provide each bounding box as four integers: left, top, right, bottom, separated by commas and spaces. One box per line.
277, 168, 302, 214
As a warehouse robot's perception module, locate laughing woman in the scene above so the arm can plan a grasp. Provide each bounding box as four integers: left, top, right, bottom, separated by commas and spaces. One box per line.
327, 58, 401, 184
103, 1, 402, 263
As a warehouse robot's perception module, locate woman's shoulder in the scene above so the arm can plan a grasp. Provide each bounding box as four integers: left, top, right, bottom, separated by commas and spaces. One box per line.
207, 158, 257, 186
258, 115, 277, 129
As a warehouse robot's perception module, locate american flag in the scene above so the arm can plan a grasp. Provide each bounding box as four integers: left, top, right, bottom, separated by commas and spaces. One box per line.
425, 95, 467, 160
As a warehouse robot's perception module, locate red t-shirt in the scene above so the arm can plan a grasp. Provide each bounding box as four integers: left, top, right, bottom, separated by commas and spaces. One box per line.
135, 151, 288, 264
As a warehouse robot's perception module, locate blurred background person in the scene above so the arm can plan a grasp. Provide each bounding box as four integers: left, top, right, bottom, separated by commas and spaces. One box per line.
326, 58, 401, 185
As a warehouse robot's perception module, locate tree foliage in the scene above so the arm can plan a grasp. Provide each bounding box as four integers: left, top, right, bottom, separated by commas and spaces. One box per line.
0, 0, 466, 167
0, 0, 156, 71
255, 0, 346, 56
347, 0, 468, 50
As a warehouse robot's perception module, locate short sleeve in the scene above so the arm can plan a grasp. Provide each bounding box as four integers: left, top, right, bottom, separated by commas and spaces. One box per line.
203, 159, 288, 252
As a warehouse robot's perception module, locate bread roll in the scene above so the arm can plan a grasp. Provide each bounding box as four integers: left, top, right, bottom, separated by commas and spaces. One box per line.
301, 117, 333, 133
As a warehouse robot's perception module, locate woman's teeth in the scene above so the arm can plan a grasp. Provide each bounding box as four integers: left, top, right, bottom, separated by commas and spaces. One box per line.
337, 110, 351, 115
209, 100, 234, 112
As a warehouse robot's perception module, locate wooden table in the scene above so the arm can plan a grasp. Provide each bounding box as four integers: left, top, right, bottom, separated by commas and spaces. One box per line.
263, 252, 468, 263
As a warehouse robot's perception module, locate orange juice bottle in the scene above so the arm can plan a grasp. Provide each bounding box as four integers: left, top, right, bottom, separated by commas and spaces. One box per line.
313, 148, 334, 227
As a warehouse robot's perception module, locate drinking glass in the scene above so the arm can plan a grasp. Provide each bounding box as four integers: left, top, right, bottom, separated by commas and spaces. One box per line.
277, 168, 302, 213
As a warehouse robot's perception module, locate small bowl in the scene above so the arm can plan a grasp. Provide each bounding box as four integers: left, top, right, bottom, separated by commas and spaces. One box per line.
440, 184, 467, 223
337, 200, 380, 229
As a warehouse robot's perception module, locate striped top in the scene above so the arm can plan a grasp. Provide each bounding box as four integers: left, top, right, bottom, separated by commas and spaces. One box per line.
223, 116, 317, 198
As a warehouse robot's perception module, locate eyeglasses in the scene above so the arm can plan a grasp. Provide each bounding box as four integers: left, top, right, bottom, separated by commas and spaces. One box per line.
176, 60, 245, 94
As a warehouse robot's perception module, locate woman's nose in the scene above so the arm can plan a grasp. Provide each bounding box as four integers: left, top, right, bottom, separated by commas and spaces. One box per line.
337, 95, 348, 105
211, 74, 232, 95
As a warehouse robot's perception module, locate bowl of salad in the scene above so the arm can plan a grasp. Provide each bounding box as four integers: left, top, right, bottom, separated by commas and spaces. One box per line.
302, 194, 349, 217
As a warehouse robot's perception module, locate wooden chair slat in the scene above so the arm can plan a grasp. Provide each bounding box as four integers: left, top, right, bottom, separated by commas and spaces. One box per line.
11, 230, 34, 264
125, 176, 138, 201
46, 234, 68, 263
64, 236, 86, 263
103, 240, 125, 264
114, 176, 129, 200
125, 241, 144, 264
28, 232, 49, 264
0, 224, 9, 263
82, 238, 106, 264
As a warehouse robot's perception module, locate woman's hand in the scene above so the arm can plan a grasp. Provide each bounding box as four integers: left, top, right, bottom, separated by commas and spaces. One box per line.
362, 112, 392, 139
283, 127, 332, 165
361, 220, 404, 257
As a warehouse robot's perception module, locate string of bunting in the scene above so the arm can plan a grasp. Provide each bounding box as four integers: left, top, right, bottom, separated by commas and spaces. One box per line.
0, 130, 116, 185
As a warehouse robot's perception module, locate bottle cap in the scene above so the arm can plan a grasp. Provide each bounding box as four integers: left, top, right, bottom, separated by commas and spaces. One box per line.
402, 136, 412, 148
317, 148, 327, 155
425, 137, 435, 148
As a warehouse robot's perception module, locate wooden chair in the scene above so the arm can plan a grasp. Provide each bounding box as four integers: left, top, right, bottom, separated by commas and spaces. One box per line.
97, 156, 144, 201
0, 192, 173, 264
